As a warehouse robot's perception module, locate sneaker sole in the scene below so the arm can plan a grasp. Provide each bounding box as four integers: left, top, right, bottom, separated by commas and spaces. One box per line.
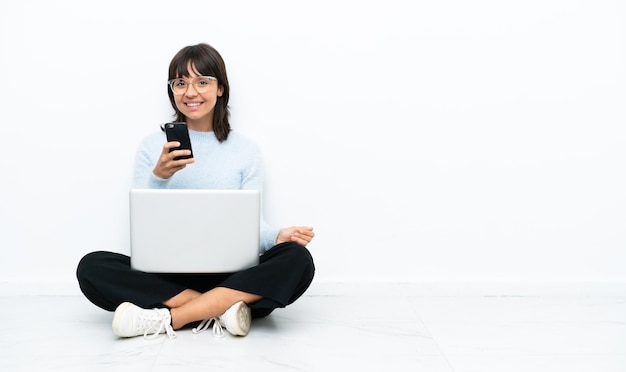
229, 301, 251, 336
111, 302, 134, 337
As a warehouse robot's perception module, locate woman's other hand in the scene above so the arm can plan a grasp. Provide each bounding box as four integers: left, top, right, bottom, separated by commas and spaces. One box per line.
276, 226, 315, 247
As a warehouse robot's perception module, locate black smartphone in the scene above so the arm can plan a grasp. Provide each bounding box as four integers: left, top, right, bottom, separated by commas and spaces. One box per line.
164, 122, 193, 160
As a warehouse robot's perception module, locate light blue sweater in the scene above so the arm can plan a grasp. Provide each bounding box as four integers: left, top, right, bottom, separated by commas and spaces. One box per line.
132, 129, 280, 252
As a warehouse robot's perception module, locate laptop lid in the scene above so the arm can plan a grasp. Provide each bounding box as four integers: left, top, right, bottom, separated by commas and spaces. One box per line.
129, 189, 260, 273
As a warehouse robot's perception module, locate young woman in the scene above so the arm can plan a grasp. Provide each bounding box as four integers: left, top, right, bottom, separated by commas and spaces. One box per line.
76, 43, 315, 339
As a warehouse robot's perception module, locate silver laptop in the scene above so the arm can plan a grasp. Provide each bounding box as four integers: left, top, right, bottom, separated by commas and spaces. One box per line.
129, 189, 260, 273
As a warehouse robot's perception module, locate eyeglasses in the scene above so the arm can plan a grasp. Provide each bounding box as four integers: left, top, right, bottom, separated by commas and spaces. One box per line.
168, 76, 217, 95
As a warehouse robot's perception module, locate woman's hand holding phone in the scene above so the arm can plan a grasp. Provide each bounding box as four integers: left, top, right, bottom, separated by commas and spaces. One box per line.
153, 141, 195, 179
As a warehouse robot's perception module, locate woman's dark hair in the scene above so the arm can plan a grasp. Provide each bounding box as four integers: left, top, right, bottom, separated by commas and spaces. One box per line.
167, 43, 231, 142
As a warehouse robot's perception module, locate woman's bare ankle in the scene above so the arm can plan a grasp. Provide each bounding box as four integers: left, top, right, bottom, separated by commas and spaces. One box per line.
163, 289, 201, 309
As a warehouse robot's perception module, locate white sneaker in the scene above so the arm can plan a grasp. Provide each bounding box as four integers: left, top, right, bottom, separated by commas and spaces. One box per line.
218, 301, 251, 336
112, 302, 176, 339
193, 301, 251, 337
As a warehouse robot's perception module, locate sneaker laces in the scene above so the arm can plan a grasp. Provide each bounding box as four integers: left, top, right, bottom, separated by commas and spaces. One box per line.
143, 309, 177, 340
192, 317, 225, 338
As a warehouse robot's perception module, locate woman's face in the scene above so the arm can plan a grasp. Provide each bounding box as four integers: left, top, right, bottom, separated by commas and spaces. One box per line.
173, 64, 223, 130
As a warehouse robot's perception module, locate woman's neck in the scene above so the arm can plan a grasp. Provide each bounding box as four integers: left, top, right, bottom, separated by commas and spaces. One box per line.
186, 117, 213, 132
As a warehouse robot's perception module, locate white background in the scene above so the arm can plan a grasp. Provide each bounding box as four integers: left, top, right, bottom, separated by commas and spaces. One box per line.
1, 0, 624, 294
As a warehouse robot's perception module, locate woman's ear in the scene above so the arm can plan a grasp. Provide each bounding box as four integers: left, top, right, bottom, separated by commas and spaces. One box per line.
217, 85, 224, 97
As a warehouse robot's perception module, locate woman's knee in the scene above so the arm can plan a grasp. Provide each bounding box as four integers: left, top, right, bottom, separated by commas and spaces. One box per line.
282, 243, 316, 284
76, 251, 127, 281
290, 243, 315, 274
77, 251, 100, 280
270, 241, 314, 262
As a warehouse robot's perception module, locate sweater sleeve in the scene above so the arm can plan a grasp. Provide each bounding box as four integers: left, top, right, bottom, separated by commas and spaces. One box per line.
132, 132, 172, 189
260, 219, 280, 253
239, 140, 280, 252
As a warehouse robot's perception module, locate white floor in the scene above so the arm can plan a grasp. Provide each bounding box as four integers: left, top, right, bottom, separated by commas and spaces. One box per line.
2, 286, 626, 372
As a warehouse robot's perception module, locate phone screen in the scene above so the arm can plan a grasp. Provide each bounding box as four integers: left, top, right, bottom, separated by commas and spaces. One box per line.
164, 122, 193, 160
